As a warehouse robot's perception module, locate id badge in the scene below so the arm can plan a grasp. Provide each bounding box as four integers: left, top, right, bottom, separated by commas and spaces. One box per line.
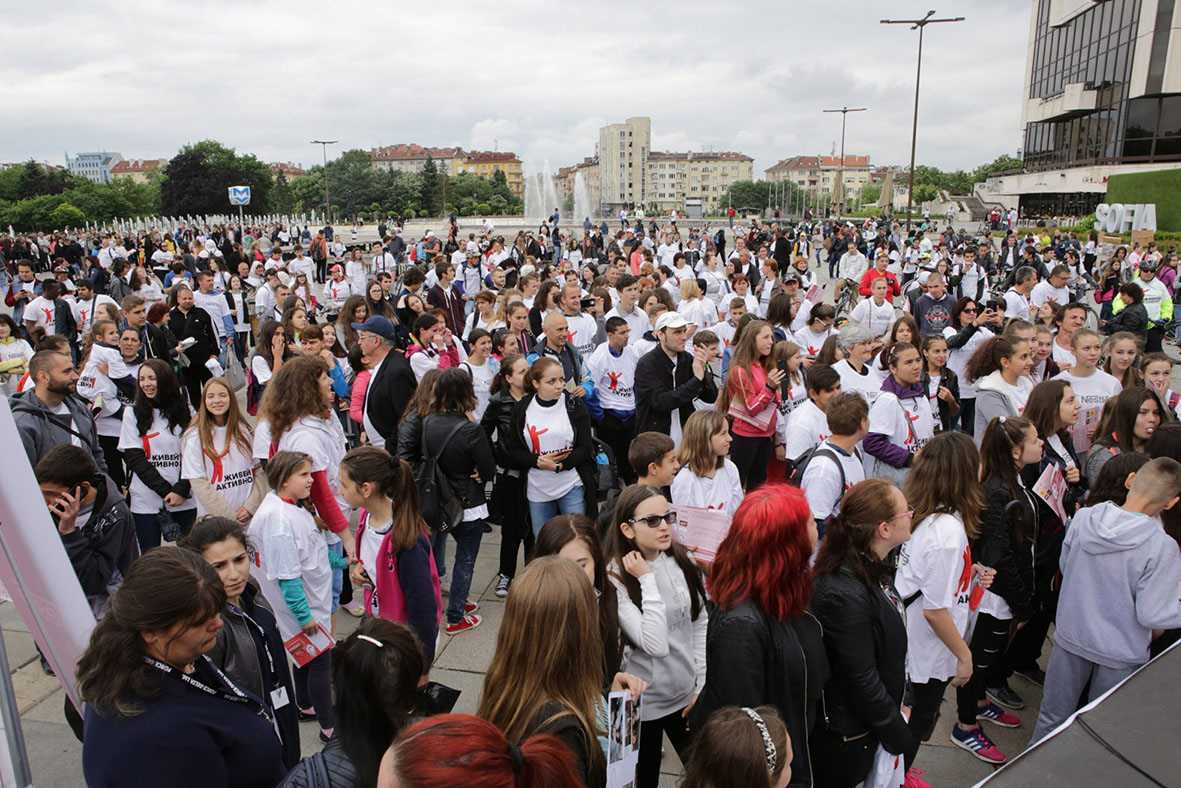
270, 686, 290, 710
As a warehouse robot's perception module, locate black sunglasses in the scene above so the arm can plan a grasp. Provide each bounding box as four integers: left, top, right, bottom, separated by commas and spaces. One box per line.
629, 511, 677, 529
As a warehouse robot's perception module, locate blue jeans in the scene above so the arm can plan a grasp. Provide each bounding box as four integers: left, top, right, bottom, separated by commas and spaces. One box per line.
433, 520, 485, 624
328, 541, 344, 610
134, 509, 197, 551
528, 485, 586, 537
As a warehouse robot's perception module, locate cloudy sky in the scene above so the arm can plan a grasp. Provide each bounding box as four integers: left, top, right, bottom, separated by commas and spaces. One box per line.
4, 0, 1030, 178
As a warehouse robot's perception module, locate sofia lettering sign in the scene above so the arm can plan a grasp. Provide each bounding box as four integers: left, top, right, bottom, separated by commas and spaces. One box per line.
1095, 203, 1157, 233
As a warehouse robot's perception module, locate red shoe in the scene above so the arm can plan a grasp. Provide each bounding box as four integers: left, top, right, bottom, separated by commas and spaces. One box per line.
464, 601, 479, 615
445, 614, 482, 635
905, 767, 932, 788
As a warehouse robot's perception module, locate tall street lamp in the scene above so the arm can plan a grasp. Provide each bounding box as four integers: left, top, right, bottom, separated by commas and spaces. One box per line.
881, 10, 964, 230
822, 106, 867, 217
310, 139, 338, 223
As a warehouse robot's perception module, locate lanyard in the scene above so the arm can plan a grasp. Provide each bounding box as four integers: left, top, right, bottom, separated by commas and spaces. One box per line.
143, 655, 257, 709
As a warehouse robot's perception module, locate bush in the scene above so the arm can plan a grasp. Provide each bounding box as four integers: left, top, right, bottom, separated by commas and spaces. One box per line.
1106, 169, 1181, 232
48, 202, 86, 229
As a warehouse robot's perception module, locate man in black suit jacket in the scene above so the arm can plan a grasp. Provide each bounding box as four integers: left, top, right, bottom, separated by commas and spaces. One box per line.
352, 315, 416, 449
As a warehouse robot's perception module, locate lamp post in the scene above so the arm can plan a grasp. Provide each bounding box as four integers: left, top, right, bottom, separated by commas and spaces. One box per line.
881, 11, 964, 230
310, 139, 338, 223
822, 106, 866, 217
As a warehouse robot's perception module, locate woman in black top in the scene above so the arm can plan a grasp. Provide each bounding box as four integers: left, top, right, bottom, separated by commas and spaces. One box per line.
480, 353, 533, 595
169, 284, 220, 410
811, 479, 914, 788
78, 547, 286, 788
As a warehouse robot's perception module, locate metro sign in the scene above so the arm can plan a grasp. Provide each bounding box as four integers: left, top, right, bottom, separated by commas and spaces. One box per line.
228, 185, 252, 206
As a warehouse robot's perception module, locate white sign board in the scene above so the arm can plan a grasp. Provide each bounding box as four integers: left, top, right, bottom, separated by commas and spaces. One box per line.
1095, 203, 1156, 233
228, 185, 252, 206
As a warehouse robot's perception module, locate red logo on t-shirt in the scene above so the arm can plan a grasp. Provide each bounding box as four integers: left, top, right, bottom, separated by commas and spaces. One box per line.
903, 410, 920, 446
528, 425, 549, 453
141, 432, 159, 458
41, 308, 53, 323
607, 371, 621, 392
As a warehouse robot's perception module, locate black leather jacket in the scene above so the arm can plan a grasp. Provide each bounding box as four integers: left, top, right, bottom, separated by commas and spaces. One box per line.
811, 565, 911, 755
400, 412, 496, 510
480, 390, 522, 469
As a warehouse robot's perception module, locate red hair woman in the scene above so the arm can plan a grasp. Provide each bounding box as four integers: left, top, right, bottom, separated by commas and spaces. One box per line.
688, 484, 830, 788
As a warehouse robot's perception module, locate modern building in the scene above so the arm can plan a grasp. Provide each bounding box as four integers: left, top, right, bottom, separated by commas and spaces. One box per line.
109, 158, 163, 184
647, 151, 754, 213
368, 144, 466, 175
598, 117, 651, 212
765, 155, 872, 203
65, 151, 123, 184
981, 0, 1181, 216
458, 151, 525, 197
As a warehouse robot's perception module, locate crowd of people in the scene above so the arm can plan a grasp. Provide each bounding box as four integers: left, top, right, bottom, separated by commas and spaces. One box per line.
5, 212, 1181, 788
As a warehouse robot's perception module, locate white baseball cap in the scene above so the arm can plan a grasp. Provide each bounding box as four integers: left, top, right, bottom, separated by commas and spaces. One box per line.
655, 312, 689, 332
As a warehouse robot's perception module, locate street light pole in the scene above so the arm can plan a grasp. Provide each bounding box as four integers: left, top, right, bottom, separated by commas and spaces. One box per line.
822, 106, 867, 218
310, 139, 338, 223
881, 11, 964, 231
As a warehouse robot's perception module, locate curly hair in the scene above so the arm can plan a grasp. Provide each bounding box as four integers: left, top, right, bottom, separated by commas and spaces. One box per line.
259, 354, 329, 440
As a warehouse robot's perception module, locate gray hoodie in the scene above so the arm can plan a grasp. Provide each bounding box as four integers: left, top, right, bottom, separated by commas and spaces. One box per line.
1056, 502, 1181, 669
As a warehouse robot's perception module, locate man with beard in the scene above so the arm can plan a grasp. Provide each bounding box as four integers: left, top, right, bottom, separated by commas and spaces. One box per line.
13, 350, 108, 473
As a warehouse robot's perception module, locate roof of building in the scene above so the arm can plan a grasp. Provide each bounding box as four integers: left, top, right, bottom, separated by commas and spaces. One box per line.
110, 159, 163, 174
766, 155, 871, 173
648, 151, 753, 162
369, 144, 465, 161
269, 161, 306, 176
464, 151, 521, 164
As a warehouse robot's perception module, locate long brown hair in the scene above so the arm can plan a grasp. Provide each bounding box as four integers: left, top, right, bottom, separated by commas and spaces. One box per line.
401, 368, 442, 423
478, 557, 605, 781
76, 547, 226, 717
187, 377, 253, 470
903, 431, 984, 539
719, 319, 774, 412
339, 447, 426, 552
682, 706, 790, 788
677, 410, 728, 477
259, 354, 329, 440
813, 479, 901, 586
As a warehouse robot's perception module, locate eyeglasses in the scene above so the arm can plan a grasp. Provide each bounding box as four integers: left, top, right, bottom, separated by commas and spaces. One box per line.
961, 307, 978, 314
629, 511, 677, 529
890, 509, 915, 522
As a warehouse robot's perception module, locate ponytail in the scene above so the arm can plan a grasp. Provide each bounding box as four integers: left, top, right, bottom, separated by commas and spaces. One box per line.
965, 337, 1019, 384
341, 446, 425, 551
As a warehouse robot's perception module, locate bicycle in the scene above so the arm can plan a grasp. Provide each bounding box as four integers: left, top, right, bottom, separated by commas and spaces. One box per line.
833, 278, 860, 320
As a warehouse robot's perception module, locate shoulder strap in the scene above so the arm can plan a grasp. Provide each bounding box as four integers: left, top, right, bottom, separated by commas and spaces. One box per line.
421, 417, 468, 462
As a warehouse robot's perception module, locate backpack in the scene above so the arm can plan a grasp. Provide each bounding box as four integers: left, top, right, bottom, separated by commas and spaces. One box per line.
787, 445, 847, 489
245, 365, 262, 416
413, 417, 467, 534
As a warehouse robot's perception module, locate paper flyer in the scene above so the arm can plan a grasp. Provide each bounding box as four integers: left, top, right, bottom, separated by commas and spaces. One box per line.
805, 283, 824, 304
1071, 405, 1101, 454
283, 622, 335, 667
606, 691, 642, 788
1032, 462, 1068, 524
673, 506, 733, 564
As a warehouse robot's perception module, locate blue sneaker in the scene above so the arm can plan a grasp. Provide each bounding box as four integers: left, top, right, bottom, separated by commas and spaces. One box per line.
976, 701, 1022, 728
950, 725, 1007, 764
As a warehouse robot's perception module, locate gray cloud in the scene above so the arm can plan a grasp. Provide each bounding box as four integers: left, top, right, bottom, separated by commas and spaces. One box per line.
0, 0, 1028, 177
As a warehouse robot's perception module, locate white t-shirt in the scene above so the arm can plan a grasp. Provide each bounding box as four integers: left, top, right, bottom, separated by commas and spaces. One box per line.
358, 510, 389, 593
194, 290, 231, 340
671, 460, 744, 516
680, 298, 718, 333
1003, 289, 1031, 321
461, 358, 497, 422
794, 325, 832, 358
565, 312, 600, 361
289, 256, 315, 281
943, 325, 993, 400
849, 298, 896, 338
586, 344, 638, 412
51, 402, 81, 447
707, 320, 738, 351
774, 375, 811, 450
1051, 338, 1077, 368
1053, 368, 1121, 452
895, 512, 974, 683
71, 294, 118, 337
24, 296, 56, 334
783, 398, 830, 462
323, 279, 353, 312
866, 391, 936, 471
833, 360, 884, 406
524, 396, 581, 502
1029, 280, 1067, 309
274, 415, 348, 545
118, 409, 196, 515
180, 425, 258, 517
605, 305, 649, 345
249, 492, 334, 640
801, 442, 865, 521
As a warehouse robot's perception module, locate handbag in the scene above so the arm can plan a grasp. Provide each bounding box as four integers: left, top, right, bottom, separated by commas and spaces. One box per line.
416, 681, 462, 715
414, 418, 467, 534
726, 372, 776, 432
221, 343, 246, 391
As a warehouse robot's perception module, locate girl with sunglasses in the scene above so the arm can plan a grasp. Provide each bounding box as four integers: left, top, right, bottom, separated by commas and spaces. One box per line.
604, 484, 707, 788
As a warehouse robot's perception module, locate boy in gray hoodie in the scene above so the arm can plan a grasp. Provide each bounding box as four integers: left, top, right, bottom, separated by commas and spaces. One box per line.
1032, 457, 1181, 741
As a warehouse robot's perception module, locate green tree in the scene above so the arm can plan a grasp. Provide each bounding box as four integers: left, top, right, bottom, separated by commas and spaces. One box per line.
419, 157, 441, 217
159, 140, 273, 216
860, 184, 882, 205
271, 172, 295, 214
289, 173, 324, 214
48, 202, 86, 229
971, 155, 1024, 183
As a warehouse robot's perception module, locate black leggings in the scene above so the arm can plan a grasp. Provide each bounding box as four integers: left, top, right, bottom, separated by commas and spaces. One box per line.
294, 649, 336, 732
98, 434, 125, 490
905, 678, 949, 770
493, 473, 534, 579
729, 432, 772, 491
594, 412, 636, 485
1004, 564, 1058, 677
637, 709, 693, 788
957, 612, 1012, 724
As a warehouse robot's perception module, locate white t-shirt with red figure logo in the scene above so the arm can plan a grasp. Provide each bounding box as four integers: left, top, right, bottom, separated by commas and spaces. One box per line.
586, 343, 638, 412
895, 512, 976, 683
524, 395, 581, 503
181, 425, 258, 517
670, 460, 744, 517
118, 409, 195, 515
24, 296, 57, 335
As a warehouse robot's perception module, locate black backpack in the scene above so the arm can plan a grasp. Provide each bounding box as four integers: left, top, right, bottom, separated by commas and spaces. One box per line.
413, 417, 467, 533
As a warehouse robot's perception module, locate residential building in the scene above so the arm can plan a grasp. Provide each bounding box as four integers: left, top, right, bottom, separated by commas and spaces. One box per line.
269, 161, 306, 179
368, 144, 466, 175
110, 158, 163, 184
598, 117, 651, 212
65, 151, 123, 184
647, 151, 754, 213
981, 0, 1181, 216
765, 155, 872, 201
459, 151, 524, 197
